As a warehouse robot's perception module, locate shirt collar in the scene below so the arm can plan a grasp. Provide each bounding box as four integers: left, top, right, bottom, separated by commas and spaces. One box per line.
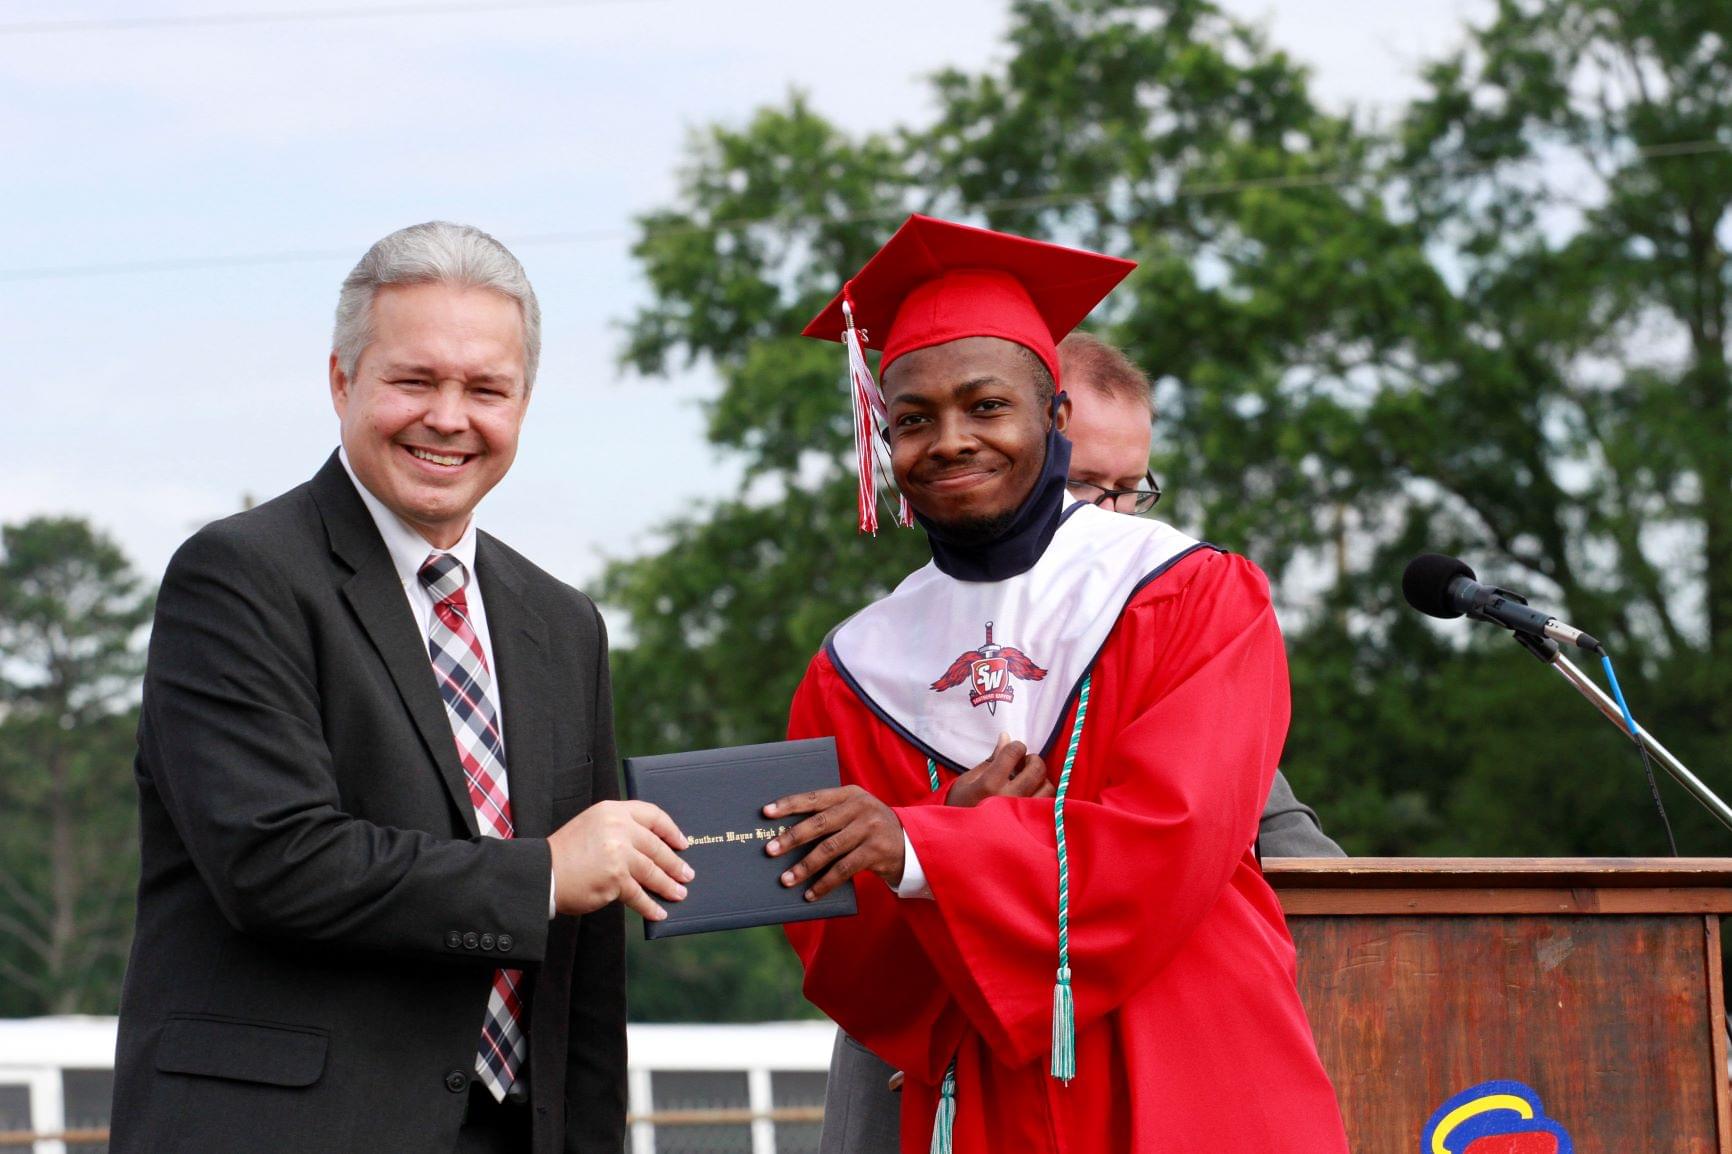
338, 446, 480, 590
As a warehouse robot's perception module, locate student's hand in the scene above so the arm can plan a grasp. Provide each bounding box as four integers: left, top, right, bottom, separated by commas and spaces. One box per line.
946, 732, 1055, 809
548, 800, 693, 922
762, 787, 904, 901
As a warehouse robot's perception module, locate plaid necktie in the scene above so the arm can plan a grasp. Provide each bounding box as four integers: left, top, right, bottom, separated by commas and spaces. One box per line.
419, 552, 526, 1103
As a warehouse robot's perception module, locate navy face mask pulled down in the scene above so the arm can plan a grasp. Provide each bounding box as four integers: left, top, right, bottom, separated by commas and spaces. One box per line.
916, 396, 1075, 583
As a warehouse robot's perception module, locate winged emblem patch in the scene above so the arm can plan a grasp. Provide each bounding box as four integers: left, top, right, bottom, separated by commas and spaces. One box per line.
929, 621, 1048, 714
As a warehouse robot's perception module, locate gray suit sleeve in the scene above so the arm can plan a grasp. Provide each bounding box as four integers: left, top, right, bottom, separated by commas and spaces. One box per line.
819, 1031, 902, 1154
1257, 769, 1346, 858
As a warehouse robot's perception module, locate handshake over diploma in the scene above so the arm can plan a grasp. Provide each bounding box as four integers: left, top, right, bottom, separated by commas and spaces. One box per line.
625, 739, 857, 939
616, 731, 1052, 939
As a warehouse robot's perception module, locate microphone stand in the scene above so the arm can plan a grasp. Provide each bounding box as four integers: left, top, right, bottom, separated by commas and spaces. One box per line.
1513, 634, 1732, 834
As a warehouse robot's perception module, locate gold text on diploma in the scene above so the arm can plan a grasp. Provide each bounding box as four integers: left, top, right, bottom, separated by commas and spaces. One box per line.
685, 825, 791, 847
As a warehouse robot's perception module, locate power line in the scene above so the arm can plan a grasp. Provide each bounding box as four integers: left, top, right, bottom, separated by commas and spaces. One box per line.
0, 248, 360, 282
0, 233, 623, 284
3, 139, 1726, 284
0, 0, 672, 37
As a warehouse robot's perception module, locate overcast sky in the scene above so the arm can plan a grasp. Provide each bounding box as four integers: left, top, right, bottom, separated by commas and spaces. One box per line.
4, 0, 1485, 592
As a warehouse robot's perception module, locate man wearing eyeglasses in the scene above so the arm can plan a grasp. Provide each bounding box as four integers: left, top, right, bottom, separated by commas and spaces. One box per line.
814, 330, 1341, 1154
1058, 332, 1163, 515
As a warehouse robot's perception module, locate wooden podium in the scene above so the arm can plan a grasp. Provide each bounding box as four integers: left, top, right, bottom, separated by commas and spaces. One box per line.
1265, 858, 1732, 1153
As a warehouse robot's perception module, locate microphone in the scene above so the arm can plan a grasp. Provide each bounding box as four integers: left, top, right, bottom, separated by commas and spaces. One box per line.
1401, 553, 1603, 654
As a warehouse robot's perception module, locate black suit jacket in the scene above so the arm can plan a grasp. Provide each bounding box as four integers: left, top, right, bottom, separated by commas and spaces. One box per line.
112, 453, 626, 1153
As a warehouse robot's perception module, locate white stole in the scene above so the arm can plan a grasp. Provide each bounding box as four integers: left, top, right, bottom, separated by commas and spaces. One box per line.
829, 504, 1205, 769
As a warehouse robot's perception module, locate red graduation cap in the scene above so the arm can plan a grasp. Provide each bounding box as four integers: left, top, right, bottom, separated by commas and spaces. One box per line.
803, 215, 1136, 533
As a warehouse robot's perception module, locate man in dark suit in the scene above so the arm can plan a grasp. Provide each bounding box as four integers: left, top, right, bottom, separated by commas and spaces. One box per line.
112, 221, 691, 1153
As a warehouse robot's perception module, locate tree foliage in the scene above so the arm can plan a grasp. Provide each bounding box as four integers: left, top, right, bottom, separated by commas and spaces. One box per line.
0, 517, 152, 1015
1392, 0, 1732, 661
605, 0, 1732, 1016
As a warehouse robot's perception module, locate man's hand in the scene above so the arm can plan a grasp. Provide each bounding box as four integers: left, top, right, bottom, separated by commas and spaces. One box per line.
762, 787, 904, 901
548, 800, 693, 921
947, 732, 1055, 809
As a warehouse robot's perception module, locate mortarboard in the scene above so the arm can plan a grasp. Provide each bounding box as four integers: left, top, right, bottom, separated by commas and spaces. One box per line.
803, 215, 1136, 533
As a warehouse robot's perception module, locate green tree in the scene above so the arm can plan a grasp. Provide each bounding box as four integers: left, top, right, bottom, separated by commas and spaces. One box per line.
0, 517, 153, 1014
1366, 0, 1732, 848
1396, 0, 1732, 655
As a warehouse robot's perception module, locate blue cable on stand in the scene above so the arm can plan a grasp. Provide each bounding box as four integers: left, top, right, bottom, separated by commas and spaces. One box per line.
1599, 651, 1678, 856
1600, 653, 1639, 738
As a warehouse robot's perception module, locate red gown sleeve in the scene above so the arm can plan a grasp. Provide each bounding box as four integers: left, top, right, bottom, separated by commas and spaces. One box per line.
783, 655, 967, 1083
895, 550, 1288, 1067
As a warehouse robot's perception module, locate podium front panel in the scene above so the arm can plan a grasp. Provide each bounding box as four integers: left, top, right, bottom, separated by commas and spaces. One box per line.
1289, 913, 1720, 1152
1269, 858, 1732, 1154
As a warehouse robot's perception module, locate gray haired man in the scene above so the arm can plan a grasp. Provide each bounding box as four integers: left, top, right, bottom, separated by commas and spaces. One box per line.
112, 222, 690, 1153
816, 331, 1343, 1154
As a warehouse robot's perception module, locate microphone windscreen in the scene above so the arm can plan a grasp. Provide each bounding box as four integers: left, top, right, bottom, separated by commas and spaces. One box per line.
1402, 553, 1476, 619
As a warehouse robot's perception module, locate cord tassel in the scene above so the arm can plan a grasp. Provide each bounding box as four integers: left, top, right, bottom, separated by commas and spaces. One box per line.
1050, 676, 1090, 1084
929, 1063, 956, 1154
924, 765, 958, 1147
1050, 966, 1076, 1081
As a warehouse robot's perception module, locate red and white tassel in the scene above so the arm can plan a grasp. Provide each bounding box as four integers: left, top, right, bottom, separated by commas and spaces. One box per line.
842, 299, 913, 534
842, 299, 879, 534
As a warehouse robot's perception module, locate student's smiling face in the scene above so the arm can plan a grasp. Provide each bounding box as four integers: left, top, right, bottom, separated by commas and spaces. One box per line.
884, 336, 1068, 539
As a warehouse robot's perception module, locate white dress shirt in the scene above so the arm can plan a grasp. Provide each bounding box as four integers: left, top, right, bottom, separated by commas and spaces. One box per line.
338, 448, 557, 918
897, 834, 932, 899
339, 448, 500, 691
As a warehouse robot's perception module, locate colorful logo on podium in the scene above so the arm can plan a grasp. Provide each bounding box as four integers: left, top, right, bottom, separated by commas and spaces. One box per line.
1421, 1081, 1573, 1154
929, 621, 1047, 714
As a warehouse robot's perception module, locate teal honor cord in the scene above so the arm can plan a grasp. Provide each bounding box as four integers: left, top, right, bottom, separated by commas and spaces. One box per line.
922, 673, 1092, 1151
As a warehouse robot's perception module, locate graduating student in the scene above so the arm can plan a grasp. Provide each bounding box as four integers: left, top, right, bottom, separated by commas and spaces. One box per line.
816, 330, 1347, 1154
763, 215, 1349, 1152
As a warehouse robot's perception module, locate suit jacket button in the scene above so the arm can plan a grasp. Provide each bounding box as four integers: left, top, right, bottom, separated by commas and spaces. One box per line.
445, 1070, 469, 1093
497, 934, 514, 952
480, 933, 496, 951
445, 931, 463, 949
464, 932, 480, 950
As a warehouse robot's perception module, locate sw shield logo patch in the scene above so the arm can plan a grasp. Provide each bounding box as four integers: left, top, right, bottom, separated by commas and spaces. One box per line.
930, 622, 1047, 714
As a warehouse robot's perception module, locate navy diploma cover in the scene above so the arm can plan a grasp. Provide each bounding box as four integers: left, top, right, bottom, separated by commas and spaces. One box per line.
623, 738, 858, 939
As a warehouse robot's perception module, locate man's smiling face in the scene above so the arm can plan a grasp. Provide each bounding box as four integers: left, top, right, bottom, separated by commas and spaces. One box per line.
884, 335, 1068, 540
330, 280, 529, 548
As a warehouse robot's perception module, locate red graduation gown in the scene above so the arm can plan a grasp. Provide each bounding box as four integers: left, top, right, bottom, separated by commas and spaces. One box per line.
785, 548, 1349, 1153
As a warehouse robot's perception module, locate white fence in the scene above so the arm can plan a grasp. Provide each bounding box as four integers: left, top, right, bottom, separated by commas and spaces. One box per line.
0, 1017, 838, 1154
